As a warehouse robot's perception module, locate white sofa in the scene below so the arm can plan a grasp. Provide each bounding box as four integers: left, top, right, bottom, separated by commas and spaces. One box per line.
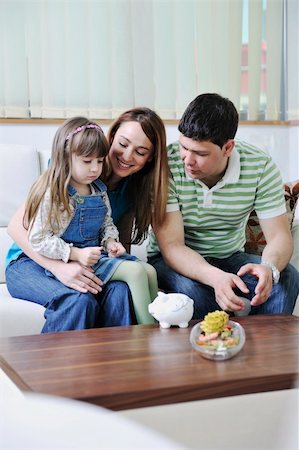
0, 144, 298, 337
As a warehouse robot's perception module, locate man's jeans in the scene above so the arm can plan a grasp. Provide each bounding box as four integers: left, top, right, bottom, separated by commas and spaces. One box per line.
6, 255, 136, 333
148, 251, 299, 319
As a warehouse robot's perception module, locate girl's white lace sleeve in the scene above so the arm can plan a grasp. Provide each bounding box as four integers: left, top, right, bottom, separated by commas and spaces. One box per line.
28, 190, 73, 263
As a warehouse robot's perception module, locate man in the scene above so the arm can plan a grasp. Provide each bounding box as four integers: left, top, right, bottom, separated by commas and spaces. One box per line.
148, 93, 299, 318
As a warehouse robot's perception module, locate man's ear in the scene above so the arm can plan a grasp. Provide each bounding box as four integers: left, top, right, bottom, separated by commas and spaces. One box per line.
223, 139, 235, 157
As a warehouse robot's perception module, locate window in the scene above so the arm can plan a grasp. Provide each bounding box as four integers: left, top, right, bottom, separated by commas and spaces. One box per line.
0, 0, 297, 121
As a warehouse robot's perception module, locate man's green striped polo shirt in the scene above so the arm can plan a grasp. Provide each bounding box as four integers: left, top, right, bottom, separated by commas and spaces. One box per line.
147, 140, 286, 258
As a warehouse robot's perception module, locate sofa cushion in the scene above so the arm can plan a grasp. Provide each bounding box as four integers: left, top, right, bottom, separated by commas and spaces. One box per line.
245, 181, 299, 255
0, 144, 40, 226
0, 285, 45, 337
0, 145, 41, 283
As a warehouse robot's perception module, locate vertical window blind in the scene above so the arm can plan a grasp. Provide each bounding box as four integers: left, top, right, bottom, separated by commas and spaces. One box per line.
0, 0, 297, 121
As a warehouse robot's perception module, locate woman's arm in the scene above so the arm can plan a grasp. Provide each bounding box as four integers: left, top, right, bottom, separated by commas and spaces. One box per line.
7, 203, 103, 294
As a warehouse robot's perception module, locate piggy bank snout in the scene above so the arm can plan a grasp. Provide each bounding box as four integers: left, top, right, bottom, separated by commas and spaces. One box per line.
148, 303, 154, 314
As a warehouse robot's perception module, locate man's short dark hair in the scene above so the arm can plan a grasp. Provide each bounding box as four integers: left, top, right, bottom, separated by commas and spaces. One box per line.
178, 93, 239, 148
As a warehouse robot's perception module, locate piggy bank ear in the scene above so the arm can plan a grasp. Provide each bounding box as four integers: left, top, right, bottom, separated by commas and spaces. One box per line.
157, 292, 168, 302
152, 292, 163, 303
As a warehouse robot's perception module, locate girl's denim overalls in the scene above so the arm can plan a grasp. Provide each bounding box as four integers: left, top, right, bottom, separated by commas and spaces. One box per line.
62, 179, 136, 284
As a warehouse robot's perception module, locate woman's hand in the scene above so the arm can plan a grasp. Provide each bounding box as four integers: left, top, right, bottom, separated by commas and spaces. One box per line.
49, 261, 103, 294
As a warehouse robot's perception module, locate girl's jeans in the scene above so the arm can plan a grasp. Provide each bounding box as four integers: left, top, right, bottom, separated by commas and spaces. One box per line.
6, 255, 136, 333
148, 251, 299, 319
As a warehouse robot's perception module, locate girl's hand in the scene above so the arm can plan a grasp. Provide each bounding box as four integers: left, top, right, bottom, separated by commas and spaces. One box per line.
50, 261, 103, 294
70, 246, 102, 266
107, 241, 126, 257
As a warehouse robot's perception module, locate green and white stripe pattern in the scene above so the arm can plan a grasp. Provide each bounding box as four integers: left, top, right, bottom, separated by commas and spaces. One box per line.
148, 140, 286, 258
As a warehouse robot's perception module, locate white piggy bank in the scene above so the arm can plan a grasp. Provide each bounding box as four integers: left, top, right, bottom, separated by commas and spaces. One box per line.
148, 292, 194, 328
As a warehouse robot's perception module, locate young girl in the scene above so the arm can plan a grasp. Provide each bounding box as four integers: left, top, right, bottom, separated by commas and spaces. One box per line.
24, 117, 157, 324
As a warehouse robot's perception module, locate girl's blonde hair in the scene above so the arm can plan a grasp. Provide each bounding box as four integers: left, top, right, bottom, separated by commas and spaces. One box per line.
24, 117, 109, 233
103, 107, 169, 244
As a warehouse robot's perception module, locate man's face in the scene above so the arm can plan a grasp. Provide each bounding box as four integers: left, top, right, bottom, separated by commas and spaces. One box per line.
179, 134, 234, 187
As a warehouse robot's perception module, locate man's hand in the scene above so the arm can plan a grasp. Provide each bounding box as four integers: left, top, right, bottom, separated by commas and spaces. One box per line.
237, 263, 273, 306
70, 246, 102, 266
50, 261, 103, 294
212, 271, 250, 312
106, 240, 126, 257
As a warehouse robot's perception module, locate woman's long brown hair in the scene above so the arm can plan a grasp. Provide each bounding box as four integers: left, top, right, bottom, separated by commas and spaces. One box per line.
103, 107, 169, 244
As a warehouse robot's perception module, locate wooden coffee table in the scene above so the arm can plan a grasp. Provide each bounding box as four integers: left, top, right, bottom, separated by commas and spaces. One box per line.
0, 315, 298, 411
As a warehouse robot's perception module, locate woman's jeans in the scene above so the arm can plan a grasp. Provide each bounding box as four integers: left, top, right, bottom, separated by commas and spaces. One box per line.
6, 255, 136, 333
148, 251, 299, 319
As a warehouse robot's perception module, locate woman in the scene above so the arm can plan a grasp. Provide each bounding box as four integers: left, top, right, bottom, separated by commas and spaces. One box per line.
6, 107, 169, 332
103, 107, 169, 249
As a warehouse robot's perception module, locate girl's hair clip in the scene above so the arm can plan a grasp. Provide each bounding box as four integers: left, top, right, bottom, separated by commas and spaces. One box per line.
66, 123, 104, 141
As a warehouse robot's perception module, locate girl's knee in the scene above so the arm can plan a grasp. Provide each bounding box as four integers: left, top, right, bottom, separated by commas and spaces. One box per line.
121, 261, 148, 280
142, 262, 157, 278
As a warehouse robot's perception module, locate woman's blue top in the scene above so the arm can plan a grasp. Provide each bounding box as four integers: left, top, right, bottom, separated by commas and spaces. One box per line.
107, 178, 131, 225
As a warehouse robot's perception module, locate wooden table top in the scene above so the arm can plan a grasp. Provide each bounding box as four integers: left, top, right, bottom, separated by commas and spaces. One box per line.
0, 315, 298, 411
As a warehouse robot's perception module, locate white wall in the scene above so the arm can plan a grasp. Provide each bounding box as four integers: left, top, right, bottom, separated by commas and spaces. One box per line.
168, 123, 299, 184
237, 125, 299, 184
0, 122, 298, 184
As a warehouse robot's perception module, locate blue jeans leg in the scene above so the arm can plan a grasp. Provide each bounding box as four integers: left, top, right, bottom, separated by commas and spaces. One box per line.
149, 252, 299, 317
96, 281, 137, 327
6, 255, 136, 333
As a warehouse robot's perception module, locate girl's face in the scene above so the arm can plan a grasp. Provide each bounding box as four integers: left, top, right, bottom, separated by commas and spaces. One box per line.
70, 154, 104, 191
109, 121, 154, 179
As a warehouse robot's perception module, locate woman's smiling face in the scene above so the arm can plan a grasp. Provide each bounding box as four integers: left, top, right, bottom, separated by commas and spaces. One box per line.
108, 121, 153, 179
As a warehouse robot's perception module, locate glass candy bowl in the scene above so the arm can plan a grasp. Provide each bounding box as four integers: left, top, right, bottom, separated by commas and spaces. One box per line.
190, 320, 246, 361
